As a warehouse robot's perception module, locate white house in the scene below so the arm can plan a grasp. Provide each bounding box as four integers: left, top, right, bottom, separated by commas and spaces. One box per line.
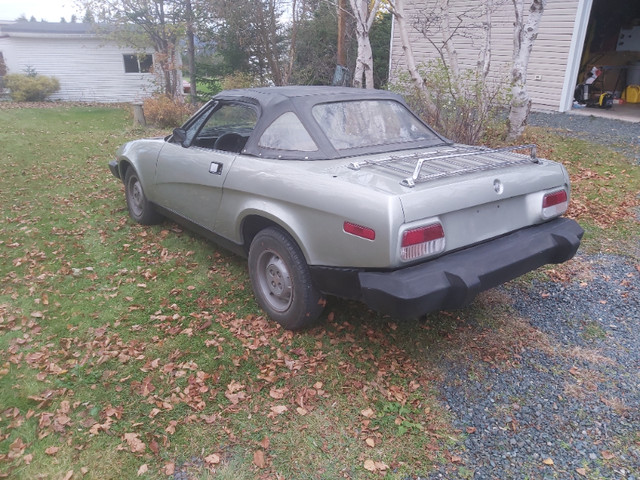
389, 0, 640, 112
0, 21, 159, 102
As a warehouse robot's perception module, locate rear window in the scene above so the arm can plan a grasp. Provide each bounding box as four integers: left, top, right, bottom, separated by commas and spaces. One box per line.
312, 100, 438, 150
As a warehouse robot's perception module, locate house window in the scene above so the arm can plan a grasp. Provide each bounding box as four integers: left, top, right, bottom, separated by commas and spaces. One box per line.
123, 54, 153, 73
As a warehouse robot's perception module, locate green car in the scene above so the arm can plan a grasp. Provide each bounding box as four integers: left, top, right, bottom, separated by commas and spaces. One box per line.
109, 86, 583, 330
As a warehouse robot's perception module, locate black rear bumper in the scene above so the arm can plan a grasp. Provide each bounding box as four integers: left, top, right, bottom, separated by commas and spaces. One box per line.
310, 217, 583, 318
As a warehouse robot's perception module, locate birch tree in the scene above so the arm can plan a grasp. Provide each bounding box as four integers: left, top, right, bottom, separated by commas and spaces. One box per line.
390, 0, 544, 142
348, 0, 381, 88
507, 0, 545, 140
389, 0, 500, 142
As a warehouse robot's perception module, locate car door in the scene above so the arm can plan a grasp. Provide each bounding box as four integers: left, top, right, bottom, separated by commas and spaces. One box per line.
154, 101, 258, 231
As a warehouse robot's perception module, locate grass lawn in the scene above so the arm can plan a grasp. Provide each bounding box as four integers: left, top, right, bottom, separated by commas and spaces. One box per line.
0, 104, 638, 479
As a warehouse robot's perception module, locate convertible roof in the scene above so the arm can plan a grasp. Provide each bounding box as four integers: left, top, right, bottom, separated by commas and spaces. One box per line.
216, 85, 404, 101
207, 86, 445, 160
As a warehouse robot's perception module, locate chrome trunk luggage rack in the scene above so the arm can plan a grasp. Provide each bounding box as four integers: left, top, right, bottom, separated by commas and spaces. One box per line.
348, 144, 538, 187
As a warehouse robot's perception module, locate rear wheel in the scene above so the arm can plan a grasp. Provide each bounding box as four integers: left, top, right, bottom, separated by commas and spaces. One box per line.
248, 227, 325, 330
124, 168, 162, 225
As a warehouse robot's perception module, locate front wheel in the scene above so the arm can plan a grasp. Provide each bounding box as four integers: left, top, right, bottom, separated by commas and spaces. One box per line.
124, 168, 163, 225
248, 227, 325, 330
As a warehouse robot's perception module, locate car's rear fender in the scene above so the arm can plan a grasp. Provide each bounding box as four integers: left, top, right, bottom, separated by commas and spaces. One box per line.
217, 190, 403, 268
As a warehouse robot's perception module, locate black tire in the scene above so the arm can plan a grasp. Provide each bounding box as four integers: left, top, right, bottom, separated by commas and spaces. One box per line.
124, 168, 163, 225
248, 227, 325, 330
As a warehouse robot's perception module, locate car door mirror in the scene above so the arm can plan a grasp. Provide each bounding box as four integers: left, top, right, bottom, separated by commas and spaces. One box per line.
172, 128, 188, 147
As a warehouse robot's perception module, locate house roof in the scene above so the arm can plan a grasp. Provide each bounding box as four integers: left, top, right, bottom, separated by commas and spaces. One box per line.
0, 22, 95, 36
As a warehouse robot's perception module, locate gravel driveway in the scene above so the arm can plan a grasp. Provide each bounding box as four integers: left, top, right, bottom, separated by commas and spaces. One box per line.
424, 113, 640, 480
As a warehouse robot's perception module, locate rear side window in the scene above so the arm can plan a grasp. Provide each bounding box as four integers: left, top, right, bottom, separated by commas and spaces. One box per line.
259, 112, 318, 152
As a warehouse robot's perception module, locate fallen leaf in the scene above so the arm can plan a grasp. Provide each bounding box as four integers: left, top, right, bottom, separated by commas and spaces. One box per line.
365, 438, 375, 448
601, 450, 615, 460
149, 439, 159, 455
204, 453, 221, 465
363, 459, 377, 472
8, 437, 26, 459
269, 387, 286, 399
466, 426, 476, 434
62, 471, 73, 480
270, 405, 288, 415
45, 446, 60, 455
165, 420, 178, 435
542, 458, 554, 465
123, 432, 146, 453
451, 455, 462, 463
137, 464, 148, 475
576, 467, 587, 476
253, 450, 266, 468
260, 437, 270, 449
162, 462, 175, 475
360, 408, 375, 418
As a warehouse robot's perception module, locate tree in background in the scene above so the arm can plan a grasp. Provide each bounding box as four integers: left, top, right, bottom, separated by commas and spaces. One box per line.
370, 10, 392, 88
77, 0, 391, 98
389, 0, 544, 143
507, 0, 545, 140
290, 1, 348, 85
79, 0, 186, 97
347, 0, 381, 88
204, 0, 320, 87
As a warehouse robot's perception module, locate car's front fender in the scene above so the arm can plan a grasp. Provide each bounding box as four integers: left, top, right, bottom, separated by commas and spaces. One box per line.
113, 139, 166, 201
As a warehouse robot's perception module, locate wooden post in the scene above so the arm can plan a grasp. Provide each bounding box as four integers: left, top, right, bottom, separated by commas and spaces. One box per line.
132, 102, 146, 127
337, 0, 347, 67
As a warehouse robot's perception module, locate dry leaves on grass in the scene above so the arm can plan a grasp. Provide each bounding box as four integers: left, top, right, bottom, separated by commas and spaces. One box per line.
123, 433, 146, 453
363, 459, 389, 472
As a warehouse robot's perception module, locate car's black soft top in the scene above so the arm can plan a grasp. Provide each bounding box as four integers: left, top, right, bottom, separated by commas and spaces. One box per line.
208, 86, 447, 160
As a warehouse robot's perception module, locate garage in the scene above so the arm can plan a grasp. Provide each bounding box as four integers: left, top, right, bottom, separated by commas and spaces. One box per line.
570, 0, 640, 119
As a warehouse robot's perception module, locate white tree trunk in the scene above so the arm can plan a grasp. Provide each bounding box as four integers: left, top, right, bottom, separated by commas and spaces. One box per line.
477, 0, 492, 82
388, 0, 439, 119
348, 0, 380, 88
440, 0, 459, 78
507, 0, 545, 140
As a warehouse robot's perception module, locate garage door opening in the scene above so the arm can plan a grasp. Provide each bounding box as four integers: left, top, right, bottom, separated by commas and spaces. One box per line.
567, 0, 640, 120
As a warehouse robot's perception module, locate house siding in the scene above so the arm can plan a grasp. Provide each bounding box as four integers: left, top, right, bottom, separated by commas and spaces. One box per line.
0, 31, 156, 103
390, 0, 581, 111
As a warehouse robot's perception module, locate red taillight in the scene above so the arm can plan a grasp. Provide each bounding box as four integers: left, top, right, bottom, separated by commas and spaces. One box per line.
343, 221, 375, 240
542, 190, 568, 218
542, 190, 567, 208
401, 223, 445, 261
402, 223, 444, 247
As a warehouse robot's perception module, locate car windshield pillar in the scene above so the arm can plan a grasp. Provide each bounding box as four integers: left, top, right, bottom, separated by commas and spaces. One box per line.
172, 128, 187, 147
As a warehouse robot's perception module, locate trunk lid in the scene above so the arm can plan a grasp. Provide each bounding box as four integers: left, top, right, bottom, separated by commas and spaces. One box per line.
331, 144, 570, 254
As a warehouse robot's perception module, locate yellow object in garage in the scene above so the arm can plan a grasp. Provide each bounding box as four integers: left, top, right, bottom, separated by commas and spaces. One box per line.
622, 85, 640, 103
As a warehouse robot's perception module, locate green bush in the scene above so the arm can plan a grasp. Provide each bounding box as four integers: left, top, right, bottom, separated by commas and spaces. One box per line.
4, 73, 60, 102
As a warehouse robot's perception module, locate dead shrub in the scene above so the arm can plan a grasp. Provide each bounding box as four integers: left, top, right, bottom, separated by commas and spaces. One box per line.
143, 95, 197, 128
